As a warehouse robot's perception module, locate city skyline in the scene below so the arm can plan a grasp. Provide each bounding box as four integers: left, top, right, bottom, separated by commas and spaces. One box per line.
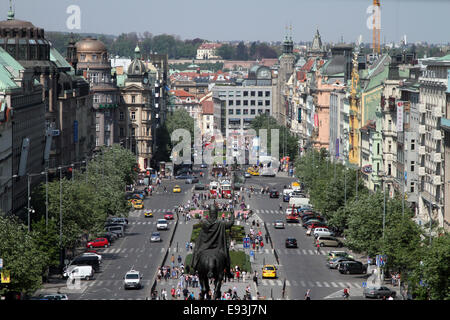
1, 0, 449, 44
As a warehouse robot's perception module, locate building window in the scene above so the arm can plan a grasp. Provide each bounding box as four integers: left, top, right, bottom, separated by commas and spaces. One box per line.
120, 127, 124, 137
251, 91, 255, 97
243, 100, 248, 106
93, 94, 100, 103
258, 101, 263, 106
410, 183, 414, 193
411, 161, 415, 172
119, 111, 124, 121
236, 109, 241, 115
251, 100, 256, 106
131, 128, 136, 136
228, 109, 234, 115
96, 123, 100, 132
411, 139, 415, 151
265, 91, 270, 97
258, 109, 263, 114
95, 137, 99, 146
258, 91, 263, 97
131, 96, 136, 104
265, 100, 270, 106
236, 100, 241, 106
131, 111, 136, 120
80, 54, 86, 61
92, 54, 97, 61
229, 100, 234, 106
243, 91, 248, 97
251, 109, 256, 115
265, 109, 270, 114
243, 109, 248, 115
388, 164, 391, 176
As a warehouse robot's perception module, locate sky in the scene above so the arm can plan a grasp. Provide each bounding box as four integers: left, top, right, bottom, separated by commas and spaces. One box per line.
2, 0, 449, 44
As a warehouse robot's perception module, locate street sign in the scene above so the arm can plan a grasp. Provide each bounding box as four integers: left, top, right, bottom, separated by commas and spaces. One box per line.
243, 237, 250, 249
1, 270, 10, 283
362, 282, 367, 288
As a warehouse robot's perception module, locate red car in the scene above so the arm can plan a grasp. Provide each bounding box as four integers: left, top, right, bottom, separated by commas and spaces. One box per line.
286, 214, 299, 223
86, 238, 109, 248
164, 212, 174, 220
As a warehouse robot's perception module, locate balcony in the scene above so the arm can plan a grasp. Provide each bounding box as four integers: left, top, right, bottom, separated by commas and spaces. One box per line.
432, 152, 442, 163
418, 146, 426, 155
418, 103, 426, 114
418, 166, 426, 176
432, 175, 442, 185
432, 129, 442, 140
418, 125, 426, 135
432, 107, 442, 118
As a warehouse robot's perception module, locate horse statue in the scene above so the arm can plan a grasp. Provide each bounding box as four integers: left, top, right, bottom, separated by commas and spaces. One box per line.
191, 201, 234, 300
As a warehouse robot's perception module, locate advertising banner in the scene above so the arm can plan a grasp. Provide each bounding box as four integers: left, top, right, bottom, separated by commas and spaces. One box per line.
397, 101, 404, 132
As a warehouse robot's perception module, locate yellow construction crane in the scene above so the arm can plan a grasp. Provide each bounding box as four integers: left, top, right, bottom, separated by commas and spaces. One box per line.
373, 0, 381, 54
349, 44, 360, 165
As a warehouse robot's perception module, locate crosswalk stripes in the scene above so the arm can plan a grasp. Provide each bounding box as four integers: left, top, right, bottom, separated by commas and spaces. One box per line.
330, 282, 338, 287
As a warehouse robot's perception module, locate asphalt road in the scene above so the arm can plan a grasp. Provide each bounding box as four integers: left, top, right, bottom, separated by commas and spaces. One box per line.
68, 177, 195, 300
243, 173, 369, 300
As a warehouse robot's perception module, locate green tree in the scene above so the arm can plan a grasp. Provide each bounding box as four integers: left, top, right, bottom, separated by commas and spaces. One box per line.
0, 215, 47, 297
217, 44, 235, 60
408, 234, 450, 300
234, 41, 248, 60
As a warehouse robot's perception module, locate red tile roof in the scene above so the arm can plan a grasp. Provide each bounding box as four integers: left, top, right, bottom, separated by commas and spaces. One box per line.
301, 58, 316, 72
171, 89, 195, 98
202, 100, 214, 115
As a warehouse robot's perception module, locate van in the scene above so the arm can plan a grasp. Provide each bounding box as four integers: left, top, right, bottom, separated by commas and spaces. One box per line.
316, 236, 343, 248
63, 265, 94, 280
105, 225, 124, 237
70, 256, 100, 272
338, 261, 367, 275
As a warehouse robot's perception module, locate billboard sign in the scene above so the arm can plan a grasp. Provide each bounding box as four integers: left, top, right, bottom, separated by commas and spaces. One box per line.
397, 101, 404, 132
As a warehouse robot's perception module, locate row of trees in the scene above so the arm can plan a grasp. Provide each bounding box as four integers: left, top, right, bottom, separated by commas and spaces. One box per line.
295, 149, 449, 300
0, 145, 137, 298
217, 41, 280, 61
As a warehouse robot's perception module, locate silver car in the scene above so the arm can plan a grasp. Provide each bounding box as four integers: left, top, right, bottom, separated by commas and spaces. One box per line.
363, 286, 396, 299
274, 220, 285, 229
150, 232, 161, 242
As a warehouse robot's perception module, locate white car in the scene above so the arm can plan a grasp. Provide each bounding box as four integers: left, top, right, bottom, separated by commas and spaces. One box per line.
156, 219, 168, 230
123, 269, 142, 289
306, 227, 313, 236
150, 232, 162, 242
80, 252, 102, 262
285, 208, 294, 215
274, 220, 285, 229
313, 227, 334, 238
63, 265, 94, 280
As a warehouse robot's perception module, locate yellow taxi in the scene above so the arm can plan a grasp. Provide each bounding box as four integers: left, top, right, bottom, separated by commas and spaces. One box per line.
133, 199, 144, 209
173, 185, 181, 193
262, 265, 277, 279
144, 210, 153, 218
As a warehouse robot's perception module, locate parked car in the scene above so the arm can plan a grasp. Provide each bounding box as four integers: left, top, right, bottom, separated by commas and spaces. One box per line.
80, 252, 102, 262
86, 238, 109, 249
303, 220, 327, 229
274, 220, 285, 229
313, 227, 334, 238
285, 238, 298, 248
326, 256, 355, 269
244, 172, 251, 178
68, 255, 100, 272
108, 217, 128, 225
63, 265, 94, 281
150, 232, 162, 242
363, 286, 396, 299
200, 163, 208, 168
302, 215, 325, 224
123, 269, 142, 290
262, 265, 277, 279
132, 199, 144, 209
98, 232, 117, 243
157, 219, 168, 230
38, 293, 69, 300
327, 251, 354, 261
175, 174, 190, 180
164, 212, 174, 220
316, 236, 343, 247
269, 189, 280, 198
105, 225, 124, 237
338, 261, 367, 274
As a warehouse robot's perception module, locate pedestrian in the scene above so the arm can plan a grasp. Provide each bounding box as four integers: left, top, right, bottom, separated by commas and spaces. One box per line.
316, 243, 321, 254
253, 272, 258, 286
186, 242, 189, 251
265, 233, 269, 243
171, 287, 176, 299
343, 287, 349, 300
190, 242, 193, 251
260, 240, 264, 249
304, 289, 311, 300
242, 270, 246, 282
236, 270, 240, 282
